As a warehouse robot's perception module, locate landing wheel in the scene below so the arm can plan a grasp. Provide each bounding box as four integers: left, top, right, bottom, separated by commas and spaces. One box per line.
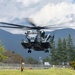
44, 50, 49, 53
28, 50, 31, 53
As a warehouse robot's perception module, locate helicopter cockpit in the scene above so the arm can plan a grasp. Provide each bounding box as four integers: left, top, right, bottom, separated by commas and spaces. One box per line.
25, 30, 37, 42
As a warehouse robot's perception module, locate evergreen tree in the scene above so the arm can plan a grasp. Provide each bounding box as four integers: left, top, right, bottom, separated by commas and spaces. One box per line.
56, 38, 64, 64
67, 34, 75, 61
50, 41, 57, 64
62, 38, 68, 62
50, 34, 75, 64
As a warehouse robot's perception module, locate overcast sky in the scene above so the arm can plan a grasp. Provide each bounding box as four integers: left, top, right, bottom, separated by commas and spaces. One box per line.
0, 0, 75, 34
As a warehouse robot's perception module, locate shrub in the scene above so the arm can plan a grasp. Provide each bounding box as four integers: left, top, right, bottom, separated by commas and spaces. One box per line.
69, 61, 75, 69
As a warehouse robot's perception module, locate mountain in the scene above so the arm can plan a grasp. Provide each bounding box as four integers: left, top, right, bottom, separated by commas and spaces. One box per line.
53, 28, 75, 43
0, 28, 75, 59
0, 29, 50, 59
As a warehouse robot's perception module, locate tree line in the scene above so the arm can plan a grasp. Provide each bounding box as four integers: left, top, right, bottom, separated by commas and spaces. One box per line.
0, 34, 75, 64
0, 41, 39, 64
50, 34, 75, 65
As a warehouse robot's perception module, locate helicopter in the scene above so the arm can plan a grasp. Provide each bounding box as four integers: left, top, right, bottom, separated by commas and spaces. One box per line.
0, 18, 59, 53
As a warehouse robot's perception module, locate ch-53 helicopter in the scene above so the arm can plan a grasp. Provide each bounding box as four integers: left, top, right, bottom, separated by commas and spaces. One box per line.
0, 18, 61, 53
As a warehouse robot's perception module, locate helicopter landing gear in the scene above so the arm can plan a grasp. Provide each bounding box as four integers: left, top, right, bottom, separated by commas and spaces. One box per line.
44, 50, 49, 53
28, 49, 31, 53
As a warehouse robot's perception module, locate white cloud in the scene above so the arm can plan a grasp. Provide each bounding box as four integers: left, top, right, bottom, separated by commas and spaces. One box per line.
30, 2, 75, 30
16, 0, 74, 5
0, 0, 74, 21
0, 0, 75, 34
16, 0, 39, 6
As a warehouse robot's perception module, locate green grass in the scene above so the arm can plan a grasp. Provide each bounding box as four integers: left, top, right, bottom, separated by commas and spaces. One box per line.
0, 68, 75, 75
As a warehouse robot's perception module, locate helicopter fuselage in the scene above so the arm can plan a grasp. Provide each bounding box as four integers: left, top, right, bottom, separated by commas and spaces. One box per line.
21, 41, 51, 51
21, 30, 53, 53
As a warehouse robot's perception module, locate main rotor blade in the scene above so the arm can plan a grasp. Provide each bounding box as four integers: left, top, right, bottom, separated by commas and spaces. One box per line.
0, 26, 34, 30
0, 22, 34, 29
0, 22, 25, 27
0, 26, 23, 28
26, 18, 36, 27
0, 21, 68, 30
42, 25, 69, 31
0, 22, 38, 29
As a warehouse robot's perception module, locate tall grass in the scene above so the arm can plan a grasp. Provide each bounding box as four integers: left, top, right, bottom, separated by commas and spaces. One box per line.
0, 68, 75, 75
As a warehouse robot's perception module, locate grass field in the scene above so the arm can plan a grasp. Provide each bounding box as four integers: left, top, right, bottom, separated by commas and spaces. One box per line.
0, 68, 75, 75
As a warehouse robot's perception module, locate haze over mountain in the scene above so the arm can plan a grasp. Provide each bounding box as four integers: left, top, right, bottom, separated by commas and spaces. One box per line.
0, 28, 75, 59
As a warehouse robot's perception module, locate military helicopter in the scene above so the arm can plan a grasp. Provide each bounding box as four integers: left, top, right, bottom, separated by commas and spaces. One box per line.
0, 18, 57, 53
